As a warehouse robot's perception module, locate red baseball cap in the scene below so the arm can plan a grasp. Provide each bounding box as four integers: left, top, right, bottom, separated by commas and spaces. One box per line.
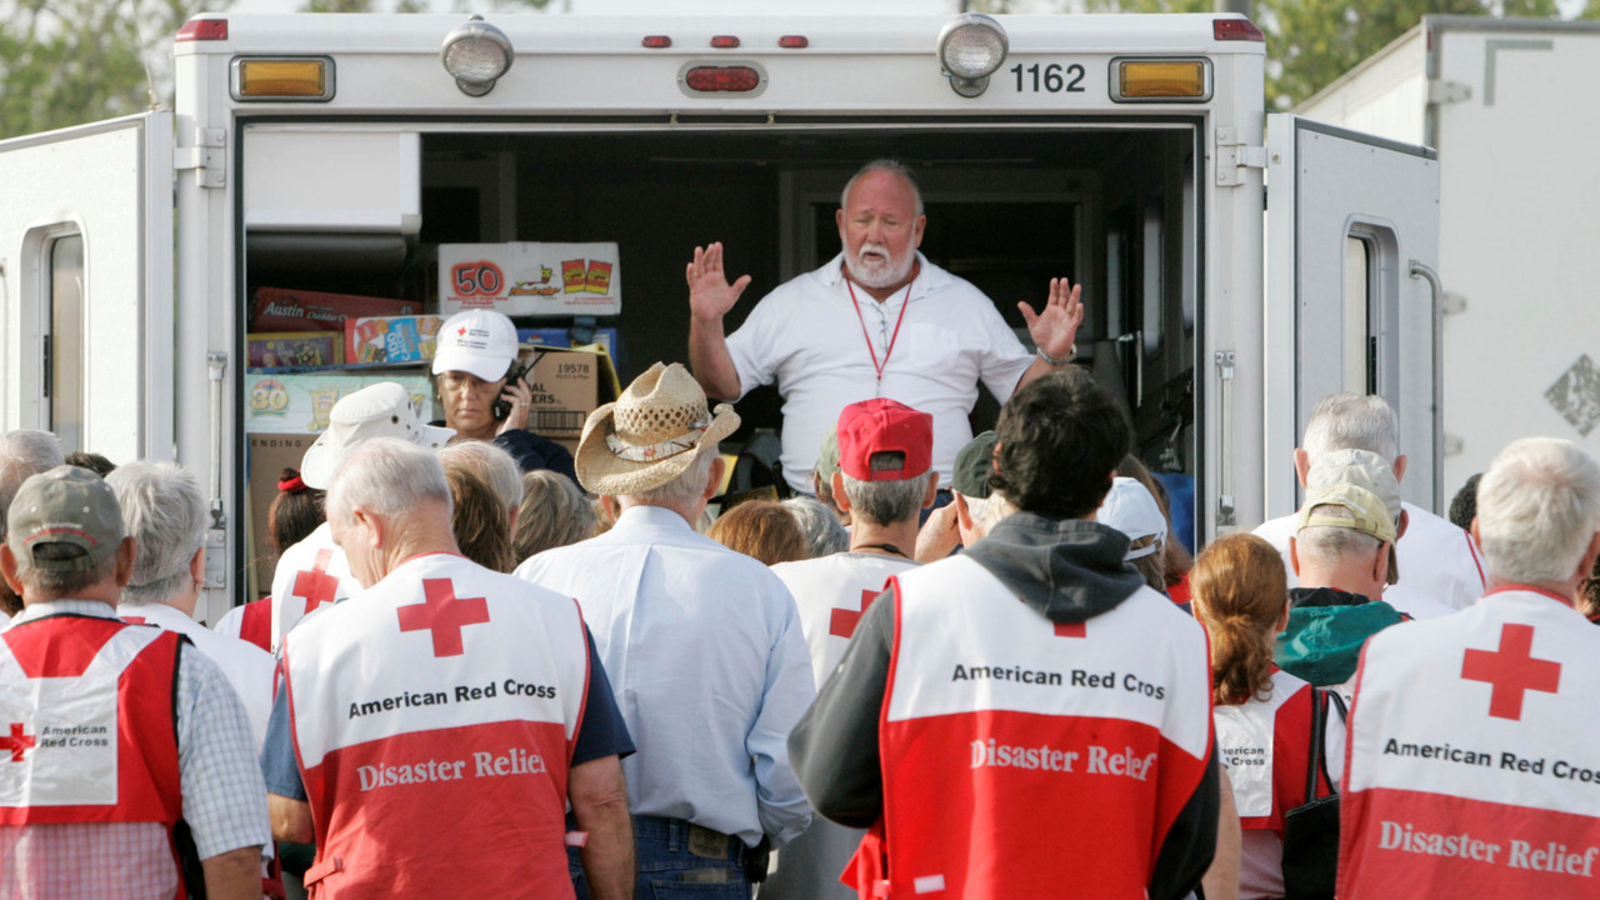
836, 399, 933, 482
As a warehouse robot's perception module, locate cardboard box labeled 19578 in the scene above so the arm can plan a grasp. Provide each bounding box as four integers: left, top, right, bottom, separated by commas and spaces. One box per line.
516, 346, 617, 439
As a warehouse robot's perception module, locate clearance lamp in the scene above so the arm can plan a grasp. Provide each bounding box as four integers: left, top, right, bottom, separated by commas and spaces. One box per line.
441, 16, 514, 97
936, 14, 1009, 98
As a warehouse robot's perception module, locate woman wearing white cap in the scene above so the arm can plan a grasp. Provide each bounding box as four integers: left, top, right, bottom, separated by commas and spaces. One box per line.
431, 310, 578, 483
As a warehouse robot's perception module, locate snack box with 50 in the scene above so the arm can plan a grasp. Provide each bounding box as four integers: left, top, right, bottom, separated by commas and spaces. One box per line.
439, 242, 620, 317
245, 373, 435, 435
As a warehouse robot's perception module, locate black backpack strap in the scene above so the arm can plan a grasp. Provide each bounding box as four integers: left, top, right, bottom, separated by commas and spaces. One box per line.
1304, 688, 1327, 803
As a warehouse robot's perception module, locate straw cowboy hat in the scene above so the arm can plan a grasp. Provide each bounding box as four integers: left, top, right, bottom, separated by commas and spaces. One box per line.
575, 362, 740, 496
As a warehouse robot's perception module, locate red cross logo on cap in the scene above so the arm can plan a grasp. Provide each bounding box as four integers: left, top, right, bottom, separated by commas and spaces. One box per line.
458, 326, 467, 336
1461, 623, 1560, 720
1, 723, 36, 762
830, 590, 880, 639
292, 548, 340, 616
398, 578, 490, 657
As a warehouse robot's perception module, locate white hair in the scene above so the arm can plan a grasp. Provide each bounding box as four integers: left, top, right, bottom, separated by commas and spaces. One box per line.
439, 440, 523, 514
0, 430, 65, 537
781, 496, 849, 558
1302, 393, 1399, 466
840, 158, 925, 216
107, 461, 206, 606
621, 445, 720, 512
1295, 505, 1383, 571
327, 438, 452, 528
956, 490, 1008, 538
1477, 437, 1600, 584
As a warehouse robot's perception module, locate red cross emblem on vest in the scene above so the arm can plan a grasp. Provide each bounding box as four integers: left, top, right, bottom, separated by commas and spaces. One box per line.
1461, 622, 1561, 721
1, 723, 36, 762
293, 548, 340, 615
398, 578, 491, 657
1054, 621, 1086, 638
830, 590, 879, 639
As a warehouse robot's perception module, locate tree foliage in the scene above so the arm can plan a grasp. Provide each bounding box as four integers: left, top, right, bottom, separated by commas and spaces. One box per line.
1260, 0, 1558, 109
0, 0, 226, 139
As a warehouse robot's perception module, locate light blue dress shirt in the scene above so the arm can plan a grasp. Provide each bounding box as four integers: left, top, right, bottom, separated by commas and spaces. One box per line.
514, 505, 816, 847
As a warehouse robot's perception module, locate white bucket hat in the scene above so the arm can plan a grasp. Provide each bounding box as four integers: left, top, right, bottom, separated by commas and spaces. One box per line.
1097, 476, 1168, 560
432, 310, 519, 383
300, 382, 455, 489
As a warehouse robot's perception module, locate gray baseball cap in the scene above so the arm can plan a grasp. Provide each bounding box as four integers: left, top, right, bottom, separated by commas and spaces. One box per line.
953, 431, 999, 499
7, 466, 124, 572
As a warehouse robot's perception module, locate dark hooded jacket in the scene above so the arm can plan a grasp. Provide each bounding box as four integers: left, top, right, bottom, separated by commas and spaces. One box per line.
787, 512, 1220, 900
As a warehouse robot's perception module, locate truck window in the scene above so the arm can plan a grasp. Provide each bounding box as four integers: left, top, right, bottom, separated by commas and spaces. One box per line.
1345, 224, 1401, 410
48, 234, 84, 454
1345, 234, 1372, 394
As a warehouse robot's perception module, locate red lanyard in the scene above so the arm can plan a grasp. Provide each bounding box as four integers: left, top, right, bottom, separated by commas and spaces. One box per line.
846, 278, 914, 384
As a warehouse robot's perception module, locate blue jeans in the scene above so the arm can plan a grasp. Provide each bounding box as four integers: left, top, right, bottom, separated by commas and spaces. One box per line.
570, 815, 751, 900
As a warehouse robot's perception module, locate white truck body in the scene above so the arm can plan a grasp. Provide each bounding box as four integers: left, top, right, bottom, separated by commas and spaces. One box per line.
1299, 15, 1600, 501
0, 12, 1440, 623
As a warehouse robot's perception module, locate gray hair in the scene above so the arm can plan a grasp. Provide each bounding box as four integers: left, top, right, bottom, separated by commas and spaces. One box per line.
0, 430, 65, 538
622, 446, 719, 512
1477, 437, 1600, 584
781, 496, 849, 558
1295, 505, 1383, 571
1302, 393, 1399, 466
841, 472, 928, 527
327, 438, 452, 527
12, 547, 118, 599
514, 470, 597, 562
107, 461, 205, 606
841, 159, 925, 217
439, 440, 523, 516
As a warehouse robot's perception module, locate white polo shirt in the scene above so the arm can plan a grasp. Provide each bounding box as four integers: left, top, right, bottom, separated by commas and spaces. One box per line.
726, 253, 1033, 493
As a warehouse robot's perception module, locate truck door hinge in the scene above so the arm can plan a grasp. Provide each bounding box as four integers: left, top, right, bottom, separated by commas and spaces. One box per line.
1441, 292, 1468, 315
173, 127, 227, 189
1215, 127, 1267, 187
1428, 80, 1472, 106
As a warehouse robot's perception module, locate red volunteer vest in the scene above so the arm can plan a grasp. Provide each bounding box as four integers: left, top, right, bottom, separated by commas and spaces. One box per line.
237, 598, 273, 654
284, 554, 590, 899
1339, 587, 1600, 898
854, 557, 1213, 899
0, 614, 185, 893
271, 525, 359, 654
1213, 667, 1317, 833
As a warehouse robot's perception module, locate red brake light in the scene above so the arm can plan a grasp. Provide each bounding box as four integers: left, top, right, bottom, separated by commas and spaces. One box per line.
778, 35, 809, 49
710, 35, 740, 49
685, 66, 760, 93
177, 19, 228, 42
1213, 19, 1264, 42
642, 35, 671, 49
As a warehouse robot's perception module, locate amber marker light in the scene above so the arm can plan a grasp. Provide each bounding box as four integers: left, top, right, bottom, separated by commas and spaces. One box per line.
1112, 60, 1211, 102
233, 58, 334, 102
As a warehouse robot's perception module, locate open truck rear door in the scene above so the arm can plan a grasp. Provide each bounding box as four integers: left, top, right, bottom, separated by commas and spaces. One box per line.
1264, 114, 1441, 517
0, 112, 175, 463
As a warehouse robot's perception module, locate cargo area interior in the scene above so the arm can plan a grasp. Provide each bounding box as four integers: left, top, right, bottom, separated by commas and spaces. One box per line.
241, 121, 1201, 590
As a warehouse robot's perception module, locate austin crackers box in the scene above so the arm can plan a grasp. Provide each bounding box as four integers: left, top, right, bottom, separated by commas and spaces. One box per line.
439, 243, 621, 317
245, 373, 435, 435
252, 287, 422, 334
